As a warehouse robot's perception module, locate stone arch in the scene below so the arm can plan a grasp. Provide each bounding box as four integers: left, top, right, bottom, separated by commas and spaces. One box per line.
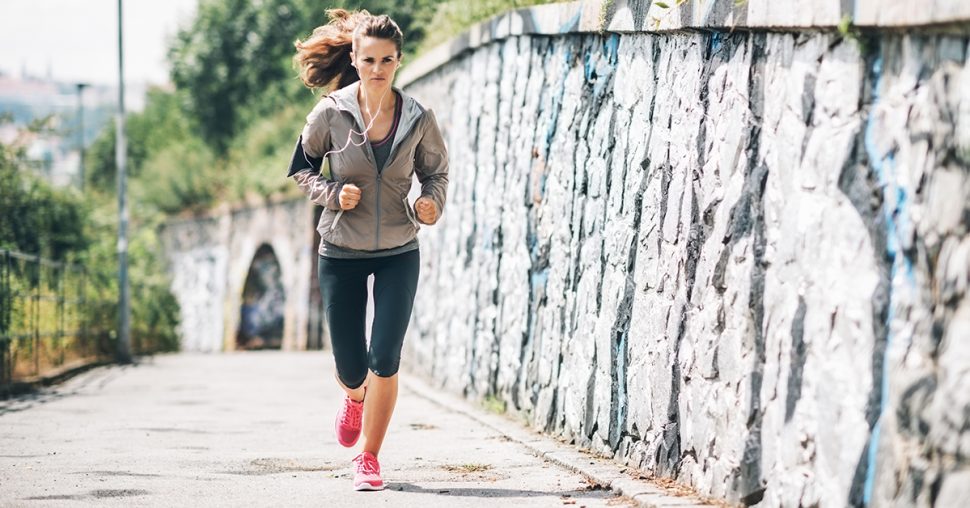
161, 198, 315, 352
236, 244, 285, 350
221, 199, 314, 352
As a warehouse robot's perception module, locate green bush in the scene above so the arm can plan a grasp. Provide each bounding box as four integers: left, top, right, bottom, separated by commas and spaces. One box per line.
133, 139, 220, 216
128, 211, 181, 352
85, 88, 198, 195
76, 198, 182, 355
1, 115, 183, 359
0, 121, 90, 261
415, 0, 561, 55
226, 101, 311, 203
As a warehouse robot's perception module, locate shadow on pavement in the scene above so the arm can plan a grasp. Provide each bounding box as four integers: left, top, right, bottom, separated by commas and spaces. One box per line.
0, 363, 132, 415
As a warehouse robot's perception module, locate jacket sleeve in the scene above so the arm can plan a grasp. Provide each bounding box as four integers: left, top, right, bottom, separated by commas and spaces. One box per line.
414, 109, 449, 223
289, 101, 343, 211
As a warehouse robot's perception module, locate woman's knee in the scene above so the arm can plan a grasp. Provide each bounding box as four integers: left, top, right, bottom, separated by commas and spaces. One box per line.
337, 367, 368, 390
367, 354, 401, 378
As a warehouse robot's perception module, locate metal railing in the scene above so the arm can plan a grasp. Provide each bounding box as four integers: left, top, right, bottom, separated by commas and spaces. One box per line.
0, 249, 106, 385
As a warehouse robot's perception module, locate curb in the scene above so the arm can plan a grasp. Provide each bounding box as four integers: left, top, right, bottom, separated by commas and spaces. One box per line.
401, 372, 724, 508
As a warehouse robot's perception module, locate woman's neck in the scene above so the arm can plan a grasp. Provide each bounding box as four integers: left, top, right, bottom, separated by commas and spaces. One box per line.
357, 82, 394, 116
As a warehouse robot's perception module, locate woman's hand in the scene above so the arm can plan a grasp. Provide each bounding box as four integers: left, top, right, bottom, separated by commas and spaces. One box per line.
415, 196, 438, 224
339, 184, 361, 210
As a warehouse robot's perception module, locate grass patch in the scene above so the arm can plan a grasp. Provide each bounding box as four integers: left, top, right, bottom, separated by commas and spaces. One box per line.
442, 463, 493, 473
413, 0, 565, 57
481, 394, 508, 414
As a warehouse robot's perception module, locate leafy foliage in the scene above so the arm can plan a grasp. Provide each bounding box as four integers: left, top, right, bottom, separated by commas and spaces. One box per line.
415, 0, 560, 55
166, 0, 452, 157
0, 118, 89, 261
168, 0, 317, 155
85, 88, 198, 193
1, 117, 182, 362
224, 103, 308, 203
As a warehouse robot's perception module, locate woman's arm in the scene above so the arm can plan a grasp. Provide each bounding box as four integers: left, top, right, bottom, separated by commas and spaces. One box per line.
290, 102, 344, 211
414, 109, 449, 224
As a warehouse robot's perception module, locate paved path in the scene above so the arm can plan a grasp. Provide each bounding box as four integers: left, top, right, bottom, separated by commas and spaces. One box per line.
0, 352, 644, 507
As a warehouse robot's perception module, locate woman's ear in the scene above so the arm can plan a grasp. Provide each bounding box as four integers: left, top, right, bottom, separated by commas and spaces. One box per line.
349, 52, 357, 68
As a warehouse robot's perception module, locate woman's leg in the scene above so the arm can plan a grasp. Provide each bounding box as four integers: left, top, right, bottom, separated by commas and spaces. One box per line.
335, 371, 366, 402
361, 249, 420, 456
361, 371, 398, 455
317, 255, 370, 400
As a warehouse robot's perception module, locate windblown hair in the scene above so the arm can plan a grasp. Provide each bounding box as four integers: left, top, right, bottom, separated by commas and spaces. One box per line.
293, 9, 404, 91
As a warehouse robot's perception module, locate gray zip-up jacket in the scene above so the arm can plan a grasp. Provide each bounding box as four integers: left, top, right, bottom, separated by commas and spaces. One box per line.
288, 81, 449, 252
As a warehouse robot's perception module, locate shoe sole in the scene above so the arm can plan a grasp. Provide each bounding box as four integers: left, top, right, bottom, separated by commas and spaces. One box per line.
354, 482, 384, 491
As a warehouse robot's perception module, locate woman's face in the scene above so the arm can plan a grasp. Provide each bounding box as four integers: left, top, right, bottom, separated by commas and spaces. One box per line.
351, 36, 401, 91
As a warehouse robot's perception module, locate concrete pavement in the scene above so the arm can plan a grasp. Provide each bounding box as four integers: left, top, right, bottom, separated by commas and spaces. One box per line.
0, 352, 714, 507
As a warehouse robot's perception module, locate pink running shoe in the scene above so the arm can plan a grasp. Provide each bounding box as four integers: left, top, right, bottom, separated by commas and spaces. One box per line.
334, 396, 364, 447
352, 451, 384, 491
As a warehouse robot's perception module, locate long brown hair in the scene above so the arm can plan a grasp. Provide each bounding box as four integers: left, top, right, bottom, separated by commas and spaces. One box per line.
293, 9, 404, 92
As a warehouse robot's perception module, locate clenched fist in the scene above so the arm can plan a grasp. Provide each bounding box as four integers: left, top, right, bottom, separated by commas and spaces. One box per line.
415, 196, 438, 224
339, 184, 361, 210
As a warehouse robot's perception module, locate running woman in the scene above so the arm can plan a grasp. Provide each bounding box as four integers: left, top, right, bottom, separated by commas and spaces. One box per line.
289, 9, 449, 491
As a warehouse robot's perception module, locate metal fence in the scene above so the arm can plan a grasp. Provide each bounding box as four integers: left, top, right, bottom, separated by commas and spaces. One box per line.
0, 249, 105, 385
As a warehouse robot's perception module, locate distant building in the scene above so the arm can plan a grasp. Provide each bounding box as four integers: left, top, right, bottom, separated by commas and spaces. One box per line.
0, 72, 133, 188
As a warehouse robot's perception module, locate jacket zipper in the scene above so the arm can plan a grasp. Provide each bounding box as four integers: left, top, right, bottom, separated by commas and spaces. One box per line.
342, 109, 381, 248
375, 172, 382, 249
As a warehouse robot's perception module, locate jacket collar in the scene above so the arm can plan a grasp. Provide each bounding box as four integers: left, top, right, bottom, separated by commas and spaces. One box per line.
330, 81, 426, 158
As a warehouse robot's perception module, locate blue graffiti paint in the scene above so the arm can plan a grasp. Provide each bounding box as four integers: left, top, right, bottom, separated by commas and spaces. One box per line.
544, 45, 572, 158
707, 31, 723, 54
530, 268, 550, 292
560, 10, 581, 33
605, 33, 620, 63
585, 34, 621, 98
895, 185, 915, 281
595, 34, 620, 97
861, 53, 915, 505
863, 56, 913, 280
862, 53, 889, 508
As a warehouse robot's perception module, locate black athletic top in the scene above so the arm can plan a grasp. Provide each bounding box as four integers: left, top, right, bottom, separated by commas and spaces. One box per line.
371, 92, 402, 173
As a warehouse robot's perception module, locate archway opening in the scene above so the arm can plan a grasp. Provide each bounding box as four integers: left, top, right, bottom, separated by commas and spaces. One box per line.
237, 244, 285, 350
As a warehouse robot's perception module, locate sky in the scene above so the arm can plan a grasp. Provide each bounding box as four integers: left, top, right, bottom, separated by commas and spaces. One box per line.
0, 0, 199, 87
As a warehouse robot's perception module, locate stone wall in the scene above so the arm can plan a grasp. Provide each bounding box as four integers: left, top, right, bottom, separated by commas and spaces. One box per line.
400, 10, 970, 507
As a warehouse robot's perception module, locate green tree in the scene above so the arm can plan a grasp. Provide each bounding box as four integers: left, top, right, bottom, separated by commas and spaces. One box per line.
337, 0, 441, 58
167, 0, 444, 157
85, 88, 197, 195
0, 117, 89, 260
168, 0, 315, 155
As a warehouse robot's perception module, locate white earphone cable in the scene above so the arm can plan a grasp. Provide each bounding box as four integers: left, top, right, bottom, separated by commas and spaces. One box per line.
320, 69, 392, 161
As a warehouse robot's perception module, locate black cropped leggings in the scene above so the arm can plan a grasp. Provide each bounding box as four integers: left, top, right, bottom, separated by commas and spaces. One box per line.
317, 249, 420, 389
